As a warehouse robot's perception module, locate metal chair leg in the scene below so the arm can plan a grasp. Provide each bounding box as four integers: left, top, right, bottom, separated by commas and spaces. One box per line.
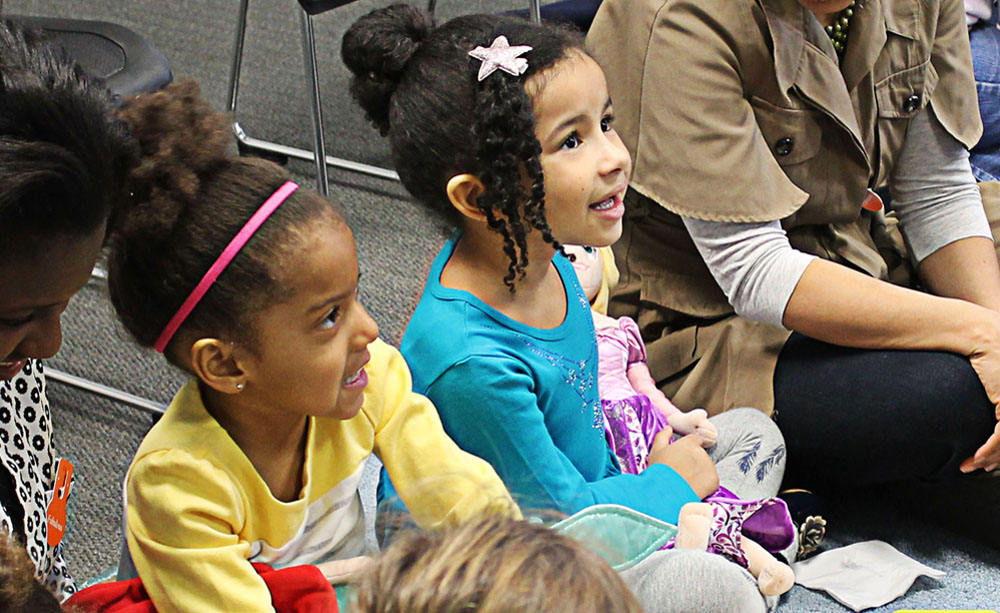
59, 281, 165, 414
227, 0, 399, 182
529, 0, 542, 23
300, 10, 330, 196
46, 368, 166, 416
227, 0, 251, 139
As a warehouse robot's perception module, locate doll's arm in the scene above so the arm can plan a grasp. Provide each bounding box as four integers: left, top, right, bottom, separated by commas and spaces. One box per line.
667, 409, 718, 447
627, 362, 718, 446
627, 360, 680, 417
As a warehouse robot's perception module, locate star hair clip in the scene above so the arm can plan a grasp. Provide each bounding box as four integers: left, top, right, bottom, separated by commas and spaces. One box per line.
468, 35, 533, 81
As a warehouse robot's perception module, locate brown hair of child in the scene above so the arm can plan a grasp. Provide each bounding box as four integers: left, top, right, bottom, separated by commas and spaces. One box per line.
0, 533, 83, 613
352, 515, 642, 613
108, 79, 341, 361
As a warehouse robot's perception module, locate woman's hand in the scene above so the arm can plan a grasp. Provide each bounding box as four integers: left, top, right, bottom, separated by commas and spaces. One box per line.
315, 556, 372, 584
647, 432, 719, 499
961, 422, 1000, 473
967, 331, 1000, 412
785, 258, 1000, 473
962, 316, 1000, 472
962, 325, 1000, 472
919, 238, 1000, 473
666, 409, 718, 447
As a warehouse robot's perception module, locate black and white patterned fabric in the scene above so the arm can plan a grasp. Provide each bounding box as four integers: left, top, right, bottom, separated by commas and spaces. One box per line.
0, 359, 76, 600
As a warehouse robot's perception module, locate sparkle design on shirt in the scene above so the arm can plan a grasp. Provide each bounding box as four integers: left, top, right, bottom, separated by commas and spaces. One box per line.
512, 333, 604, 431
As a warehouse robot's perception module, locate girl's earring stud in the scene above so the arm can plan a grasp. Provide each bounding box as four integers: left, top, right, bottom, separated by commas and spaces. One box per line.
236, 383, 244, 390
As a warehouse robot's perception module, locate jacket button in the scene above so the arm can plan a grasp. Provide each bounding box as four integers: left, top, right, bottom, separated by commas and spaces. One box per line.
903, 94, 921, 113
775, 137, 795, 156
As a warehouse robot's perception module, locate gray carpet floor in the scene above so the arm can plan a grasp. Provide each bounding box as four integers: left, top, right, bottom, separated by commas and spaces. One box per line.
7, 0, 1000, 610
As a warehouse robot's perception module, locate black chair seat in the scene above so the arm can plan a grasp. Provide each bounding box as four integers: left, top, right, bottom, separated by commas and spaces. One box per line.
297, 0, 355, 17
504, 0, 602, 31
9, 15, 172, 99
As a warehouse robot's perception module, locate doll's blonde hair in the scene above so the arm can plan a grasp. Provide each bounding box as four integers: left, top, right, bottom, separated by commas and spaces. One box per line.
352, 515, 641, 613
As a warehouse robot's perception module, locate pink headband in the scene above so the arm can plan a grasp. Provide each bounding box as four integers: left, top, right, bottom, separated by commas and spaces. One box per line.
153, 181, 300, 353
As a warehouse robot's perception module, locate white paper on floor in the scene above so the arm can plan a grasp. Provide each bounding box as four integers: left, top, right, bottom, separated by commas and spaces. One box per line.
791, 539, 945, 611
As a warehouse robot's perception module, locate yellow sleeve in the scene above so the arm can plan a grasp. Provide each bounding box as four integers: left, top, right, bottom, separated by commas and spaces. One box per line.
591, 246, 620, 315
366, 339, 521, 526
125, 450, 274, 613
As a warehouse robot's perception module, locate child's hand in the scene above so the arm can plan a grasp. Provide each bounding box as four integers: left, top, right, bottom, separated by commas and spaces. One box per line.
316, 556, 373, 584
647, 432, 719, 499
666, 409, 718, 448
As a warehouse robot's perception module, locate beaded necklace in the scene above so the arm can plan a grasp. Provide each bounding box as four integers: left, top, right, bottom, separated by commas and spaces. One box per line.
824, 1, 856, 56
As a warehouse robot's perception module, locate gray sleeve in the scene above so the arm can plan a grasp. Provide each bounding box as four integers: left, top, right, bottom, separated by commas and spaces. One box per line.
890, 104, 993, 263
966, 0, 992, 24
682, 217, 815, 327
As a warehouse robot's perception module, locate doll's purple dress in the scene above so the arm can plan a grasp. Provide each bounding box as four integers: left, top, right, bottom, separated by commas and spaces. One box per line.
596, 315, 794, 566
595, 315, 668, 474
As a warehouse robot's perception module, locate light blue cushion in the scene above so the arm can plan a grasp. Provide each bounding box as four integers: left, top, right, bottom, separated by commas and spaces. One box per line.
551, 504, 677, 571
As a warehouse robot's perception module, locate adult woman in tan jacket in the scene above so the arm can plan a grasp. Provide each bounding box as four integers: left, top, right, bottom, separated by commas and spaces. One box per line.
589, 0, 1000, 545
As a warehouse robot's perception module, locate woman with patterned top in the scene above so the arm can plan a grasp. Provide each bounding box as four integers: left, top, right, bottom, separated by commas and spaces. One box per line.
0, 22, 135, 600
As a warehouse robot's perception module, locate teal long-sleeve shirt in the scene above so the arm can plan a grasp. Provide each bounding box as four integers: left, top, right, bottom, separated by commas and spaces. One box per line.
398, 234, 698, 522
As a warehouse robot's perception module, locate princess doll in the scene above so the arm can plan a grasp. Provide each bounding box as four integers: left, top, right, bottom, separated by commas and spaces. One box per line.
566, 245, 796, 596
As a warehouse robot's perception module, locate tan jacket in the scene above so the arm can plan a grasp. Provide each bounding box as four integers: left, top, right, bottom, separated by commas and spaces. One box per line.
587, 0, 983, 414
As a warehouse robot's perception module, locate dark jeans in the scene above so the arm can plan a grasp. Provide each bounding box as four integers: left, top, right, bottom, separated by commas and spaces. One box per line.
773, 333, 996, 488
970, 14, 1000, 181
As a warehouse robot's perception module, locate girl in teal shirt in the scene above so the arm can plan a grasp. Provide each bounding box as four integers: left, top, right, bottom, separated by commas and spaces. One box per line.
345, 6, 790, 611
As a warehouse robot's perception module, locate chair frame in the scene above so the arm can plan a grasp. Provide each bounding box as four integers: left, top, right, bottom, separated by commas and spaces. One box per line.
45, 0, 545, 411
227, 0, 543, 196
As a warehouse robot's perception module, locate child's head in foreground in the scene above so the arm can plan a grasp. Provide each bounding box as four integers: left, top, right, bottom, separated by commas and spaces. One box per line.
0, 534, 77, 613
352, 515, 641, 613
109, 80, 378, 421
342, 4, 631, 289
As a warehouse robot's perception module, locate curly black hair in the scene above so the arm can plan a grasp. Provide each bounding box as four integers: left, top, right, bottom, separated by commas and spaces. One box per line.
108, 79, 341, 361
342, 4, 583, 290
0, 21, 135, 258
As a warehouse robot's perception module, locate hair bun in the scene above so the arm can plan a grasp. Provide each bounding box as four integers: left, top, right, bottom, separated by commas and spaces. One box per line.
342, 3, 432, 135
116, 79, 231, 237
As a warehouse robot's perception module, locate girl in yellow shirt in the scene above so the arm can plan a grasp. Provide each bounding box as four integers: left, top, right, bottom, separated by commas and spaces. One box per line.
106, 80, 516, 613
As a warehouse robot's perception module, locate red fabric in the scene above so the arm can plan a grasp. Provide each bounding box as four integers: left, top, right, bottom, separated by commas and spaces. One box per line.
65, 578, 156, 613
65, 563, 338, 613
256, 563, 339, 613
